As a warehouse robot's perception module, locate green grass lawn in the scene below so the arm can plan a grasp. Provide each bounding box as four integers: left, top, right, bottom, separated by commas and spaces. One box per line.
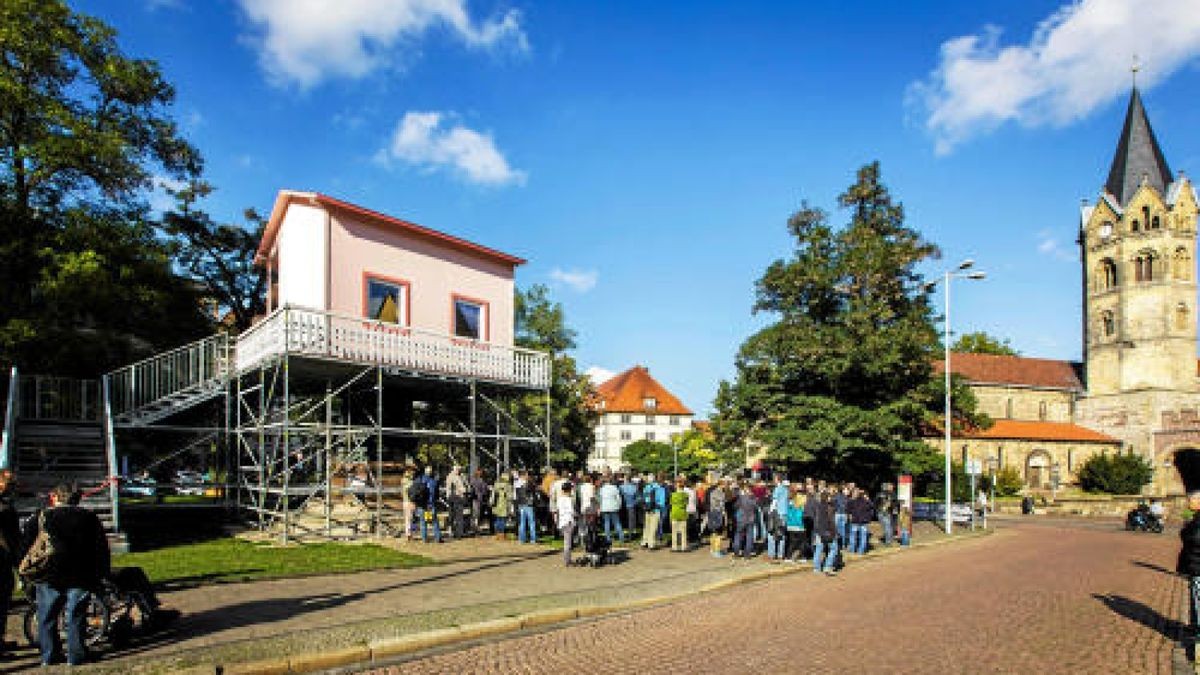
114, 538, 434, 588
119, 495, 221, 506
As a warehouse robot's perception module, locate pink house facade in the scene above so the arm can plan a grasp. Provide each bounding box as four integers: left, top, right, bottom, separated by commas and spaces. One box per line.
237, 190, 548, 389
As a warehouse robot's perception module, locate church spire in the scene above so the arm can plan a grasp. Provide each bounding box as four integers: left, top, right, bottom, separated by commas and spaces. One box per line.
1105, 86, 1172, 206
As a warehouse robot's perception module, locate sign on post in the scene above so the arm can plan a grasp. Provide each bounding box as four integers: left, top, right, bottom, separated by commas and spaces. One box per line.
966, 459, 982, 475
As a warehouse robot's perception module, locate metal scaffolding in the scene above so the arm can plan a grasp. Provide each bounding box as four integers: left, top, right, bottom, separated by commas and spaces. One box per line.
232, 353, 552, 542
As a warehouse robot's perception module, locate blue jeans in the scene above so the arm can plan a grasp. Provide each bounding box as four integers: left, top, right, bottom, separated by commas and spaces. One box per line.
849, 523, 868, 554
812, 536, 839, 573
518, 505, 537, 543
416, 507, 442, 542
36, 584, 91, 666
834, 513, 848, 546
494, 516, 507, 534
878, 513, 894, 545
900, 528, 911, 546
658, 508, 669, 539
734, 522, 754, 557
766, 532, 786, 559
602, 511, 624, 542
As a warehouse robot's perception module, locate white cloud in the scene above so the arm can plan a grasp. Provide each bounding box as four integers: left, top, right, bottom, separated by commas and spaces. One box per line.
549, 267, 598, 293
379, 111, 526, 186
145, 0, 185, 10
148, 175, 187, 214
1036, 229, 1075, 262
585, 366, 616, 385
909, 0, 1200, 154
236, 0, 528, 88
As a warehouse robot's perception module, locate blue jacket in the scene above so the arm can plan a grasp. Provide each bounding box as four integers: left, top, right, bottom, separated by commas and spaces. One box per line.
618, 482, 638, 507
772, 484, 789, 516
423, 475, 439, 509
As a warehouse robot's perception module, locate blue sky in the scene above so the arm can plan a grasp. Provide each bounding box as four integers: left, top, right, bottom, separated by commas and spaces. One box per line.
81, 0, 1200, 417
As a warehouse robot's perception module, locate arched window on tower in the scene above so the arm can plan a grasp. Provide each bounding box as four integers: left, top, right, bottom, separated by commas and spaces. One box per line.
1132, 219, 1141, 232
1038, 401, 1048, 421
1135, 251, 1158, 282
1176, 247, 1192, 281
1005, 398, 1013, 419
1143, 206, 1152, 229
1102, 310, 1115, 337
1101, 258, 1118, 289
1152, 215, 1161, 229
1176, 303, 1190, 331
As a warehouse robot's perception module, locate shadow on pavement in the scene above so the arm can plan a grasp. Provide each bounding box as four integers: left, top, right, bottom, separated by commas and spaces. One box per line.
1093, 593, 1185, 643
1132, 560, 1177, 577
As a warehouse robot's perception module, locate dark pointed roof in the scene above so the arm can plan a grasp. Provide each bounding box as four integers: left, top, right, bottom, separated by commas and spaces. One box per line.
1105, 87, 1172, 206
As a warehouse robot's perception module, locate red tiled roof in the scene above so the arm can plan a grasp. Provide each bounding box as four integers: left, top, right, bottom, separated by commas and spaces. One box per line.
594, 366, 693, 415
932, 352, 1083, 390
958, 419, 1118, 444
256, 190, 526, 267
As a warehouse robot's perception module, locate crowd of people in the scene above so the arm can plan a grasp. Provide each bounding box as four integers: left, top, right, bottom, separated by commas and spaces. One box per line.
396, 466, 915, 571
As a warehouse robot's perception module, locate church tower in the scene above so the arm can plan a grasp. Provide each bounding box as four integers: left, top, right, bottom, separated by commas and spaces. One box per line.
1080, 86, 1199, 396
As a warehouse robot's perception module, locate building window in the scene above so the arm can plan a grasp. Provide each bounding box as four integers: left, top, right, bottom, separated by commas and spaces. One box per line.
669, 416, 680, 426
1100, 258, 1118, 290
619, 430, 632, 441
1067, 449, 1074, 472
620, 414, 631, 424
1102, 310, 1115, 337
645, 432, 656, 441
1143, 206, 1152, 229
1135, 251, 1157, 282
1005, 398, 1013, 419
1038, 401, 1047, 421
645, 415, 656, 425
1152, 215, 1161, 229
1131, 219, 1140, 232
643, 397, 657, 410
1176, 247, 1191, 281
452, 296, 488, 340
365, 275, 410, 325
1177, 303, 1190, 330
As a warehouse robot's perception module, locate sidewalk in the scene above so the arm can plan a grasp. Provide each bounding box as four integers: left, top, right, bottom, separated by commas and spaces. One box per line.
8, 521, 986, 674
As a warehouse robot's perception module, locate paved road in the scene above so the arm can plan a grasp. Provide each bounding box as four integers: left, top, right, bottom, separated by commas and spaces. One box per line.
375, 520, 1186, 674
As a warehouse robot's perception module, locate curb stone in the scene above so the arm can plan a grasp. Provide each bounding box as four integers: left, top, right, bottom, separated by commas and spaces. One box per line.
199, 529, 995, 674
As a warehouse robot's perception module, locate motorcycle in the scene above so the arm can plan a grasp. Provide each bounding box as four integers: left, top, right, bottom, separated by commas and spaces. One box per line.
1125, 507, 1164, 533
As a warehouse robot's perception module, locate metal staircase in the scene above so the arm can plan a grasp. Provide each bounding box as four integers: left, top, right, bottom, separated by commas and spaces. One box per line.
106, 333, 232, 427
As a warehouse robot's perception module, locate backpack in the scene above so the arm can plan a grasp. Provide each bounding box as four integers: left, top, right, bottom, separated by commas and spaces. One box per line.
18, 512, 56, 583
642, 484, 658, 510
408, 480, 429, 505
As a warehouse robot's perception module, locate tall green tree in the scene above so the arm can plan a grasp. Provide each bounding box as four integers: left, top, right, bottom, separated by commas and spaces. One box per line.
711, 162, 986, 484
160, 181, 266, 332
513, 284, 596, 469
952, 331, 1019, 356
0, 0, 208, 374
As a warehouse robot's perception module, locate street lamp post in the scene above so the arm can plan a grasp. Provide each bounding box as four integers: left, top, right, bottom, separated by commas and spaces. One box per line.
932, 260, 986, 535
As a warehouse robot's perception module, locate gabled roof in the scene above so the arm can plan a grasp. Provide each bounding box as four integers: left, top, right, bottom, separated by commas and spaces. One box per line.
594, 366, 693, 415
933, 352, 1083, 391
255, 190, 526, 267
958, 419, 1118, 444
1105, 87, 1172, 207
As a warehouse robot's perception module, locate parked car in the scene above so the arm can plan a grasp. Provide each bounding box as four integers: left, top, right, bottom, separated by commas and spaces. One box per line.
120, 477, 157, 498
174, 470, 206, 496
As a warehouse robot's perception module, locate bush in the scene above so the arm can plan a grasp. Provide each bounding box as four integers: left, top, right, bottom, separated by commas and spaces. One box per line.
922, 462, 976, 502
993, 466, 1023, 497
1076, 452, 1153, 494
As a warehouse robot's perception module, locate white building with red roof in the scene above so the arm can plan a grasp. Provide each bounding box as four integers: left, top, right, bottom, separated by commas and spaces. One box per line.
588, 366, 693, 472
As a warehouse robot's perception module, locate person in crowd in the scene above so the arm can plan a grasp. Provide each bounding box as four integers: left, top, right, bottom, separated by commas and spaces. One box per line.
833, 483, 850, 549
811, 488, 839, 575
445, 465, 468, 539
670, 478, 689, 552
577, 472, 597, 518
641, 474, 662, 549
470, 468, 491, 535
558, 481, 577, 567
490, 471, 513, 540
785, 483, 806, 563
655, 474, 670, 542
847, 488, 874, 555
514, 471, 538, 544
548, 471, 566, 531
733, 481, 758, 559
707, 479, 727, 558
399, 467, 416, 541
410, 467, 441, 543
618, 474, 639, 536
24, 484, 110, 666
898, 500, 913, 546
684, 477, 699, 543
766, 474, 790, 562
1178, 490, 1200, 649
598, 476, 624, 544
876, 482, 896, 546
0, 471, 18, 655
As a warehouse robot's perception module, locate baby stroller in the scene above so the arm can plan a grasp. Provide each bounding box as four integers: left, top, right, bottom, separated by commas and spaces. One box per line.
577, 511, 612, 567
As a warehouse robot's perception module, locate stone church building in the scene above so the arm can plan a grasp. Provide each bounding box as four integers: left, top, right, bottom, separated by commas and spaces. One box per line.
945, 86, 1200, 497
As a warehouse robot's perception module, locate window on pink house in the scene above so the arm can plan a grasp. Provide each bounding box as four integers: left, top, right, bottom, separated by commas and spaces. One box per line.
453, 298, 486, 340
366, 277, 409, 325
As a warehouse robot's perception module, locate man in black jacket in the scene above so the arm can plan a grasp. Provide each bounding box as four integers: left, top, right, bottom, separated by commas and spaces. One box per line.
29, 484, 110, 666
0, 471, 19, 655
1178, 490, 1200, 653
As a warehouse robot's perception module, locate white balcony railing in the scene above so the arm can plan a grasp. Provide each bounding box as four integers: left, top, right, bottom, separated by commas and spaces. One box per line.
236, 306, 551, 389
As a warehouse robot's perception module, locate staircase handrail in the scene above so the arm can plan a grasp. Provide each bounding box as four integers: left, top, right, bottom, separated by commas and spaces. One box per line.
106, 333, 231, 420
101, 375, 121, 533
1, 367, 16, 471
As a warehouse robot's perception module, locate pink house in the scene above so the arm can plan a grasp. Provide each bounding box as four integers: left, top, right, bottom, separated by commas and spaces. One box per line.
238, 190, 548, 388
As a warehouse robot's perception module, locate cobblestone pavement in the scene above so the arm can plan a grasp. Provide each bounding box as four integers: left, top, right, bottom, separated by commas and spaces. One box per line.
376, 520, 1185, 675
